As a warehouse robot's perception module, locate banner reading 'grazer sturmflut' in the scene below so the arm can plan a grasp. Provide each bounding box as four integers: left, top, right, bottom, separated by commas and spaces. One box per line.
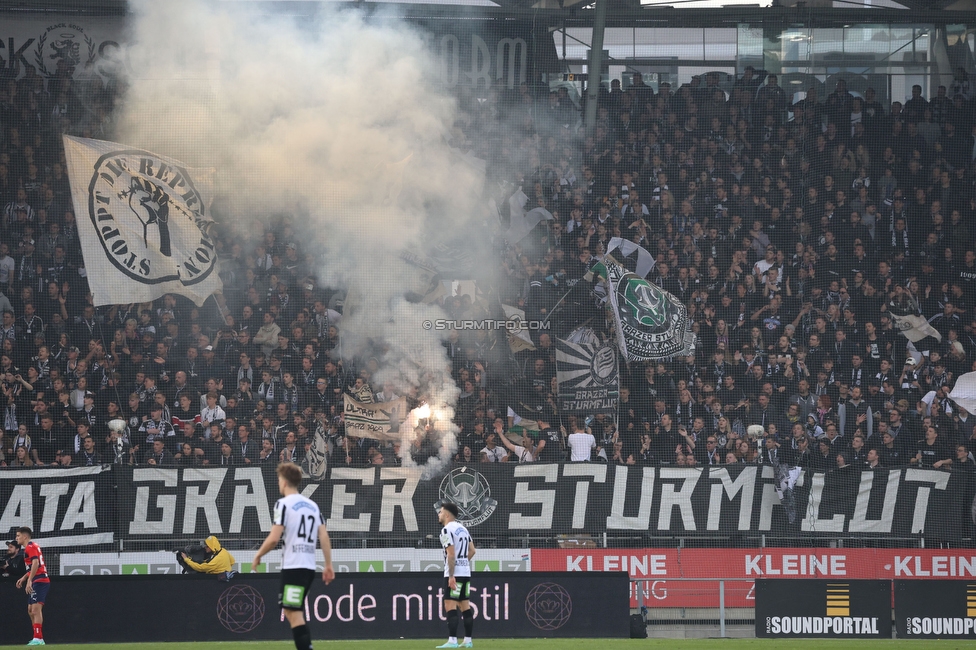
63, 136, 221, 307
555, 337, 618, 414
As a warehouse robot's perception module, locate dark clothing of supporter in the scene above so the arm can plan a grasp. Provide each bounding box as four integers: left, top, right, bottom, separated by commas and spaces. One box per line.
0, 55, 974, 547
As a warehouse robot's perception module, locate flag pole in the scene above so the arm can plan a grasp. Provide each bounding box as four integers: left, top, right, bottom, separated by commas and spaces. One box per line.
614, 344, 620, 446
542, 282, 581, 327
210, 292, 231, 325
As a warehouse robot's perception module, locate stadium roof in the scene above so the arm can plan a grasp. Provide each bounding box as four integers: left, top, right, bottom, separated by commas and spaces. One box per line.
2, 0, 975, 25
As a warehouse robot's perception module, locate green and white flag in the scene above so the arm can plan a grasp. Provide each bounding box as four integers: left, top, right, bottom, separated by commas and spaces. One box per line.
589, 252, 694, 361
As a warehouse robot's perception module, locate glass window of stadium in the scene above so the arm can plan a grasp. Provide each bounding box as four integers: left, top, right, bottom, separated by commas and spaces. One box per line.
550, 23, 976, 110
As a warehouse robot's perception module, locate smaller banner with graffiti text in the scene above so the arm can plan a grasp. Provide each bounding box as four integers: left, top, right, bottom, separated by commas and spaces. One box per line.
342, 395, 408, 441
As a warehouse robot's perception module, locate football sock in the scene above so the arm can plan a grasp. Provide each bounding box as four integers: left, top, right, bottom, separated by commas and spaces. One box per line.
447, 609, 460, 639
292, 624, 312, 650
462, 608, 474, 638
32, 624, 43, 639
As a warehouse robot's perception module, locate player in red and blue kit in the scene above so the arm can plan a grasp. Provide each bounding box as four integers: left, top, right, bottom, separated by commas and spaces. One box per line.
15, 527, 49, 646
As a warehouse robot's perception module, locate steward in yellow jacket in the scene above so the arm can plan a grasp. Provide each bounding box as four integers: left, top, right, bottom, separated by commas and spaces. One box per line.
177, 536, 236, 580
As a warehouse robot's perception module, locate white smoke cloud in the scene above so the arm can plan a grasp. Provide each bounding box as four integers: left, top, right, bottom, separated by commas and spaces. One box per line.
116, 0, 492, 472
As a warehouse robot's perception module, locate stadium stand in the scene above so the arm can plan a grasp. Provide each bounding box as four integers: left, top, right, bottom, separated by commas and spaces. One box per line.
0, 33, 975, 551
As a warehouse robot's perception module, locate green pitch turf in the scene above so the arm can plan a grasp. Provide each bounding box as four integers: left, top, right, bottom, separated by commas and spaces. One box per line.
0, 641, 971, 649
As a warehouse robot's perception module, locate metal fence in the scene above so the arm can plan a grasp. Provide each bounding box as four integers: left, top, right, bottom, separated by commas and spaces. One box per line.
631, 578, 757, 638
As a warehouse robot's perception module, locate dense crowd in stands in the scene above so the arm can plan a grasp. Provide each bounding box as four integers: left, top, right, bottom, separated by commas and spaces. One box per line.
453, 68, 976, 474
1, 60, 976, 479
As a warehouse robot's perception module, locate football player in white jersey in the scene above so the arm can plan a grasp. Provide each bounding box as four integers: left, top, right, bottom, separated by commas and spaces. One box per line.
437, 502, 476, 649
251, 463, 335, 650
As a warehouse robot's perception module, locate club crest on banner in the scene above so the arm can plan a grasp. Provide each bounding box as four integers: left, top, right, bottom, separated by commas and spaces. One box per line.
555, 338, 619, 414
597, 257, 692, 360
434, 467, 497, 527
589, 343, 617, 386
588, 240, 694, 361
34, 23, 96, 77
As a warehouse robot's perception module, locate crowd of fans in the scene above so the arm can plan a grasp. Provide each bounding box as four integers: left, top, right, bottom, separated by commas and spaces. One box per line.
458, 66, 976, 474
0, 58, 975, 483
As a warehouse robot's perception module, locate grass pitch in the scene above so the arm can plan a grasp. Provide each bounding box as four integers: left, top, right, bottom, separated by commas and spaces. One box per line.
0, 640, 971, 649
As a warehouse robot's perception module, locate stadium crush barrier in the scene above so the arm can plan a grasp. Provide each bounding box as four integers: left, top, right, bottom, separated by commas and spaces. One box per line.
630, 578, 757, 638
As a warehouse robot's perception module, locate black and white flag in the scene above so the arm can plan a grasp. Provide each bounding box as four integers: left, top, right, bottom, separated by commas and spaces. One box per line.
343, 395, 408, 441
63, 136, 221, 306
555, 338, 619, 414
891, 312, 942, 344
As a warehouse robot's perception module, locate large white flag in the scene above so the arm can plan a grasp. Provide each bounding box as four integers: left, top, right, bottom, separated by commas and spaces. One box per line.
63, 136, 221, 307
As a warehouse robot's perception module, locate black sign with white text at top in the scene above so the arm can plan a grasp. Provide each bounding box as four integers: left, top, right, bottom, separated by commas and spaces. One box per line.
896, 580, 976, 638
755, 579, 892, 638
